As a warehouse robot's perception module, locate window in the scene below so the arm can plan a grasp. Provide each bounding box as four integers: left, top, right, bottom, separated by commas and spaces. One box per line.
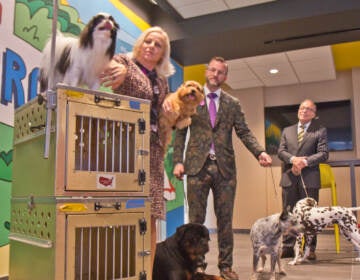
265, 100, 352, 154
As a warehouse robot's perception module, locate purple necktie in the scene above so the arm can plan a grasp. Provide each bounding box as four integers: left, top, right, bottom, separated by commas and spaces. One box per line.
208, 93, 217, 127
208, 93, 217, 152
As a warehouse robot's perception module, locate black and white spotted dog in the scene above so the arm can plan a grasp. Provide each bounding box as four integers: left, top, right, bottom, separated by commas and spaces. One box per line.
39, 12, 119, 91
289, 197, 360, 265
250, 207, 303, 280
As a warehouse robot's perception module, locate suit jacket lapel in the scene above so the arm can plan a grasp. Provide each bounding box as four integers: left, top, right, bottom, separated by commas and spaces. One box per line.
213, 92, 225, 128
300, 122, 315, 145
197, 102, 212, 127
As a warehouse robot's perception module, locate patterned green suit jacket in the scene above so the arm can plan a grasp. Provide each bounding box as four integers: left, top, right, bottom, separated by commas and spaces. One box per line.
173, 90, 265, 179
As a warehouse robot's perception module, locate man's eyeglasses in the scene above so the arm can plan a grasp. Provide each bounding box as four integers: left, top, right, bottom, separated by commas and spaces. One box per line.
207, 67, 226, 76
299, 106, 316, 113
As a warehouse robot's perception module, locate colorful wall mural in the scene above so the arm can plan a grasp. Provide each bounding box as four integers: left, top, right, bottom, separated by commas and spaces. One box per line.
0, 1, 185, 274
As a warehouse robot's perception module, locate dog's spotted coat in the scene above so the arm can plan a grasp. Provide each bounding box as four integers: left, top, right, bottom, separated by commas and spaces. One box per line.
290, 197, 360, 265
250, 208, 303, 280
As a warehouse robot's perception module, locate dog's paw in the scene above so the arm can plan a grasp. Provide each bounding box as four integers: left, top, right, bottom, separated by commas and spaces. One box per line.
256, 267, 264, 273
355, 257, 360, 262
288, 260, 297, 265
299, 257, 310, 263
175, 117, 191, 129
249, 272, 258, 280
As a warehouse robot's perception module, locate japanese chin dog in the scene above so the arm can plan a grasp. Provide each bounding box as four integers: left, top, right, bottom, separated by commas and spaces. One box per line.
39, 12, 119, 91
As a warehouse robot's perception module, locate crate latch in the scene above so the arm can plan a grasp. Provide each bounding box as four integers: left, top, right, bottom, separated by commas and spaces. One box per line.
139, 271, 147, 280
138, 118, 146, 134
138, 169, 146, 185
139, 218, 147, 235
137, 149, 149, 156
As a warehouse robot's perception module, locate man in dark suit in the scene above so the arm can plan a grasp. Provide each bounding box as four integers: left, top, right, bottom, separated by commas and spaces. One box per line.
172, 56, 272, 280
278, 99, 329, 260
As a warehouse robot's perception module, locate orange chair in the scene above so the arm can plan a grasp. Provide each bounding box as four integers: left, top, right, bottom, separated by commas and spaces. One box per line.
319, 163, 340, 253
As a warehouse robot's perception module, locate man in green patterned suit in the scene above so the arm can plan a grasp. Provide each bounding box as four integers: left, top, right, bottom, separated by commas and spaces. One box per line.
173, 56, 272, 280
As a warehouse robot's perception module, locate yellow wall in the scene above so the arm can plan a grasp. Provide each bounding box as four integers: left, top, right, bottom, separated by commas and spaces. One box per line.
332, 41, 360, 71
184, 64, 206, 84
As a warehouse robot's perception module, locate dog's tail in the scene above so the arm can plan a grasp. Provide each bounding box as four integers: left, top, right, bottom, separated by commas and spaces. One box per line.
348, 207, 360, 212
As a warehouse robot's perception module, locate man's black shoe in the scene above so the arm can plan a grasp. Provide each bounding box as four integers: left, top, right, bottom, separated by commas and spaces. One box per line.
281, 248, 294, 258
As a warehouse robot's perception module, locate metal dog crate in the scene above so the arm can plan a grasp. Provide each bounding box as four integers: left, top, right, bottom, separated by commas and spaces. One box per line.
9, 86, 152, 279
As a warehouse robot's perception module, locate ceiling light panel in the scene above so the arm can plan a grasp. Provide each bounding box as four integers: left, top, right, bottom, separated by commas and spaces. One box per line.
167, 0, 227, 18
224, 0, 277, 9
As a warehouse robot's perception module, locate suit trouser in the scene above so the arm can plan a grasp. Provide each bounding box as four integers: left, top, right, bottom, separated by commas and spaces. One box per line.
282, 179, 319, 252
187, 157, 236, 270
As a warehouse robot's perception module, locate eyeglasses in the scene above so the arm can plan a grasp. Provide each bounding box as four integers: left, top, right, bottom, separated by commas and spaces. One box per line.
299, 106, 316, 113
207, 67, 226, 76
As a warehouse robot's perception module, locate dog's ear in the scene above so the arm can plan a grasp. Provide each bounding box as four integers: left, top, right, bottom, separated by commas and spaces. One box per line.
110, 15, 120, 30
286, 205, 291, 212
308, 198, 317, 207
175, 223, 191, 242
175, 223, 209, 243
280, 205, 292, 220
280, 207, 289, 221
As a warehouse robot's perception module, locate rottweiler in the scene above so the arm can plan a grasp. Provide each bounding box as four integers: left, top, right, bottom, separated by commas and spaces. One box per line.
152, 223, 223, 280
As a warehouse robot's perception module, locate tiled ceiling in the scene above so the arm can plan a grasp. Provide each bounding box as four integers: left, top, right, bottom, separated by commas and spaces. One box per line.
226, 46, 336, 89
162, 0, 337, 90
166, 0, 277, 19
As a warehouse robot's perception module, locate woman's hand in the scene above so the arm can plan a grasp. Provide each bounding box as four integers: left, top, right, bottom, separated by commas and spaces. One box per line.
162, 98, 173, 113
100, 59, 127, 90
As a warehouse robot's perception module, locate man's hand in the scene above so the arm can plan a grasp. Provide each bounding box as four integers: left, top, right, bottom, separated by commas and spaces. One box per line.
258, 152, 272, 167
173, 163, 185, 180
291, 156, 308, 175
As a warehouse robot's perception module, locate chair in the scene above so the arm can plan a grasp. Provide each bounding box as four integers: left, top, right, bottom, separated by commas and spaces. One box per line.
319, 163, 341, 253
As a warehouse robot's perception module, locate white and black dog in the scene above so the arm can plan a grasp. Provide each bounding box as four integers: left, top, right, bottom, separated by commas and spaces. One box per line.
250, 207, 303, 280
290, 197, 360, 265
39, 12, 119, 91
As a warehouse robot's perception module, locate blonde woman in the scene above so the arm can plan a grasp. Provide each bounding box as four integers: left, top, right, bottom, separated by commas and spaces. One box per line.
101, 26, 175, 266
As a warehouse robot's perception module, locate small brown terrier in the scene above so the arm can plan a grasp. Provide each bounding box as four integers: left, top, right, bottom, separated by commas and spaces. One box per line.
159, 80, 204, 151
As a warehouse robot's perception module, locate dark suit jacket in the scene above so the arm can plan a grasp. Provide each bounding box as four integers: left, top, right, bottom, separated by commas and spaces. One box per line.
278, 120, 328, 189
173, 90, 265, 179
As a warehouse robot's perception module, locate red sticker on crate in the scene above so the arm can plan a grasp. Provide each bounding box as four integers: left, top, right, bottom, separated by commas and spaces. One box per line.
97, 174, 115, 189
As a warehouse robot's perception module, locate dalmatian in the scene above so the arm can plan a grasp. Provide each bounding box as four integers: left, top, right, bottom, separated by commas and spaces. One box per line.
250, 207, 303, 280
289, 197, 360, 265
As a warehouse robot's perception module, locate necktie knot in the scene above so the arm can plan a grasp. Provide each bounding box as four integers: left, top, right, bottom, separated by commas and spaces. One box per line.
208, 92, 217, 99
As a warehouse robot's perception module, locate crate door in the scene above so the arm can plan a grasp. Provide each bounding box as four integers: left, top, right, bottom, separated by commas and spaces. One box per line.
66, 213, 149, 280
66, 101, 149, 193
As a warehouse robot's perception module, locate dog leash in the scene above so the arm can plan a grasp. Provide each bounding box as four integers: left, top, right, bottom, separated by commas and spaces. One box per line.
299, 172, 309, 198
269, 166, 278, 197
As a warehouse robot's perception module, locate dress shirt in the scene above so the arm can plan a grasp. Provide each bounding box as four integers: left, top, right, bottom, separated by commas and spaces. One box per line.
205, 88, 220, 111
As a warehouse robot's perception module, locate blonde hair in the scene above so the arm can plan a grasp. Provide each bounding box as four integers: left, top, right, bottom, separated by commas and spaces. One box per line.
131, 26, 175, 77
